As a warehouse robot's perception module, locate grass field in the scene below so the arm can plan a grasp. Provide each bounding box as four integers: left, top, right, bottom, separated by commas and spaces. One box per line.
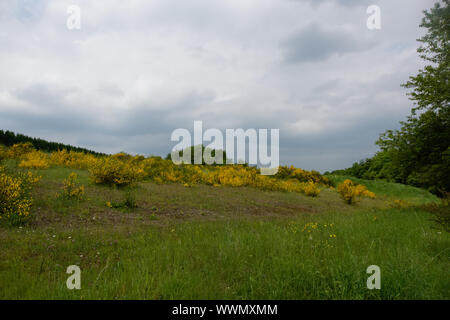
0, 166, 449, 299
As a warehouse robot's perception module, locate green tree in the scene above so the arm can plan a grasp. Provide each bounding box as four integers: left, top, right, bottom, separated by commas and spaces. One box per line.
377, 1, 450, 195
166, 145, 229, 165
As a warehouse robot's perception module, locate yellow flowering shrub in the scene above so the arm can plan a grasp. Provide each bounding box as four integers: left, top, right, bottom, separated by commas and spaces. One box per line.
61, 173, 85, 199
216, 165, 256, 187
337, 179, 376, 204
45, 149, 330, 197
50, 149, 97, 169
89, 157, 144, 187
299, 181, 321, 197
139, 158, 325, 197
19, 150, 49, 169
6, 142, 35, 159
276, 165, 331, 186
254, 174, 282, 191
0, 167, 41, 225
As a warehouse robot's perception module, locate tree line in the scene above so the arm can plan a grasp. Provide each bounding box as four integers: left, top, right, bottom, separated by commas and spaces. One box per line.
331, 1, 449, 197
0, 129, 105, 156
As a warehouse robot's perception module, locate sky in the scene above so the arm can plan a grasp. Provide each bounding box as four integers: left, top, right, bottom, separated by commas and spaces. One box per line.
0, 0, 435, 172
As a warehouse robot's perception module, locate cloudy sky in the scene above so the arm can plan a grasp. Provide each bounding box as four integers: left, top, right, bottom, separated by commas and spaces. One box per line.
0, 0, 434, 172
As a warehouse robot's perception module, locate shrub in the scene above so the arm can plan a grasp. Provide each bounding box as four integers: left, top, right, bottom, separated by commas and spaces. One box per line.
6, 142, 35, 159
0, 167, 41, 225
299, 181, 321, 197
19, 150, 49, 169
217, 165, 256, 187
139, 159, 324, 197
276, 165, 332, 186
89, 158, 144, 187
337, 179, 376, 204
50, 149, 97, 169
61, 173, 85, 199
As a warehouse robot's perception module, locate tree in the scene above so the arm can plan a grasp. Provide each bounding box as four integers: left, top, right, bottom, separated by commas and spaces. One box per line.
165, 145, 229, 165
376, 1, 450, 195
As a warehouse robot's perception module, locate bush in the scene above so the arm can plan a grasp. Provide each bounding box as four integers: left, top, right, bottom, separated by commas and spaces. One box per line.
19, 150, 49, 169
6, 142, 35, 159
299, 181, 321, 197
61, 173, 85, 200
337, 179, 376, 204
50, 149, 97, 169
276, 165, 331, 186
0, 167, 41, 226
89, 158, 144, 187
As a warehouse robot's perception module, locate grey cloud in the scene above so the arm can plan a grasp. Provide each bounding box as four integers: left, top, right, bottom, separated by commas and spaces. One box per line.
0, 82, 217, 154
297, 0, 373, 7
0, 0, 433, 171
282, 24, 374, 63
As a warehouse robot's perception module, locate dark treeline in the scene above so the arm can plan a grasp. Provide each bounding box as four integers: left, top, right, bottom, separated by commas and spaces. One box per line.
0, 129, 105, 156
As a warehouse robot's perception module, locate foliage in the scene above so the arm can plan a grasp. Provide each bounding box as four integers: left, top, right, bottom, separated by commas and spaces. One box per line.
0, 166, 41, 226
300, 181, 321, 197
332, 1, 450, 196
19, 150, 50, 169
166, 144, 229, 165
61, 173, 85, 200
6, 142, 35, 159
89, 157, 145, 187
276, 165, 332, 186
337, 179, 376, 204
1, 142, 329, 197
141, 159, 325, 197
50, 149, 97, 170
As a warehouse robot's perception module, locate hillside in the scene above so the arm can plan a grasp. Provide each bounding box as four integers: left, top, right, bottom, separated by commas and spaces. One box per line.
0, 146, 448, 299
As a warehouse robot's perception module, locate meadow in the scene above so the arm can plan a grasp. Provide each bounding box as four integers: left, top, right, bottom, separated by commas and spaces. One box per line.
0, 144, 448, 299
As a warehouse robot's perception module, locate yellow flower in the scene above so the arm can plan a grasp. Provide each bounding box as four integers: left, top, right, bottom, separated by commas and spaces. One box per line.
61, 173, 84, 199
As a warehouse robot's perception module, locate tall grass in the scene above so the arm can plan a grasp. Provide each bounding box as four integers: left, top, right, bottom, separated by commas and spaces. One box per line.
1, 208, 448, 299
326, 175, 439, 205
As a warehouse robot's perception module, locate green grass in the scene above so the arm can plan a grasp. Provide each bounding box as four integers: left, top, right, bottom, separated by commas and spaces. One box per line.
0, 166, 448, 299
326, 174, 440, 205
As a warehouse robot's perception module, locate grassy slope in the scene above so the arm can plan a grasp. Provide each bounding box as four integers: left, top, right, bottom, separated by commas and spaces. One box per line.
0, 166, 448, 299
326, 175, 439, 205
